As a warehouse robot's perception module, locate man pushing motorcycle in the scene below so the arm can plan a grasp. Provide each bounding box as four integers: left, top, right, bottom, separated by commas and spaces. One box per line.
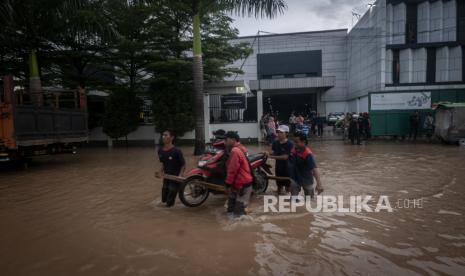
224, 131, 253, 217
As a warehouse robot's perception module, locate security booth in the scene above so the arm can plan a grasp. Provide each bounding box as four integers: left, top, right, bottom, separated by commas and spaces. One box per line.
205, 81, 259, 142
434, 103, 465, 143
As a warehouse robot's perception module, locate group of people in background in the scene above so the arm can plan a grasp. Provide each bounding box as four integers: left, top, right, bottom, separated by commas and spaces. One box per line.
345, 112, 372, 145
410, 111, 435, 142
289, 112, 325, 137
260, 109, 437, 147
260, 111, 326, 145
259, 113, 275, 144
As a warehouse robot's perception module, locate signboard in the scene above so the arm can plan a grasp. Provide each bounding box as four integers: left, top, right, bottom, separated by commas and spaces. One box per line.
370, 92, 431, 111
221, 94, 246, 109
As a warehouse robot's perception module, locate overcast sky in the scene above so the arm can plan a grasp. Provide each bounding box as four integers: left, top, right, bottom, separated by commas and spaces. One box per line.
230, 0, 372, 36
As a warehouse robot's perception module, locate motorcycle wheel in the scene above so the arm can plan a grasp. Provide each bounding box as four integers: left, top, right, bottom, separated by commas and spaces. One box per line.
179, 176, 210, 207
253, 169, 269, 194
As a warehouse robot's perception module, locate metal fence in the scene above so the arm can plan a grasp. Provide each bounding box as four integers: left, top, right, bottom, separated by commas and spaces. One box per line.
209, 94, 257, 123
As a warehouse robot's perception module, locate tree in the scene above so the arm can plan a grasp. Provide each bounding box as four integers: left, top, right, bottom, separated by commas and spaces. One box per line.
0, 0, 116, 94
0, 0, 63, 103
201, 10, 252, 81
102, 88, 142, 143
151, 78, 195, 139
148, 1, 252, 140
190, 0, 287, 155
103, 0, 161, 92
48, 0, 116, 90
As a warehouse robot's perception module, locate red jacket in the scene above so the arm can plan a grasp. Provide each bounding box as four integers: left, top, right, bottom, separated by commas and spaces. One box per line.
225, 142, 253, 189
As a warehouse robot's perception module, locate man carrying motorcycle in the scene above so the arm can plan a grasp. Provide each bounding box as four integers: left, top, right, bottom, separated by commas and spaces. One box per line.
267, 125, 293, 195
289, 132, 324, 200
224, 131, 253, 216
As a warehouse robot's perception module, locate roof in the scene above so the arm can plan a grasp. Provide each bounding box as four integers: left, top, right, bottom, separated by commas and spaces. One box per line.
236, 29, 348, 39
249, 76, 335, 90
204, 80, 250, 95
436, 103, 465, 109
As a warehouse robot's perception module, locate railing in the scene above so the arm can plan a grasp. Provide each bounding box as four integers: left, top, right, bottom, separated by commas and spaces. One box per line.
209, 94, 257, 123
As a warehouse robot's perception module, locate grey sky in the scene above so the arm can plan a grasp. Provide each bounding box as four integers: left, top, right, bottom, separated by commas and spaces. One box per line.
231, 0, 372, 36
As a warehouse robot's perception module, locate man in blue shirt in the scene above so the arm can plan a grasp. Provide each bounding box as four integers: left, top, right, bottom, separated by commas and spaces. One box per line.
289, 132, 324, 198
268, 125, 293, 195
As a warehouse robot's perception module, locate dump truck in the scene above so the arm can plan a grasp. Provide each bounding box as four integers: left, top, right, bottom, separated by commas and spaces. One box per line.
0, 75, 88, 162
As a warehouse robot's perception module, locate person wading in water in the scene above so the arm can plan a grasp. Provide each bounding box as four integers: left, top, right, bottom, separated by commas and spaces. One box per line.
289, 132, 324, 200
155, 130, 185, 207
224, 131, 253, 217
267, 125, 293, 195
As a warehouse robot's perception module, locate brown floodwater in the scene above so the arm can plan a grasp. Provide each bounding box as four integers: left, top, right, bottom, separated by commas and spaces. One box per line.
1, 141, 465, 275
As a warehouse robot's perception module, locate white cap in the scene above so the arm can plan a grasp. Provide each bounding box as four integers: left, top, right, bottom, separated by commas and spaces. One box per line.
277, 125, 290, 133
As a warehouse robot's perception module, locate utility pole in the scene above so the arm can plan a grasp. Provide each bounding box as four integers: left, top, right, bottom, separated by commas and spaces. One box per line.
257, 30, 261, 91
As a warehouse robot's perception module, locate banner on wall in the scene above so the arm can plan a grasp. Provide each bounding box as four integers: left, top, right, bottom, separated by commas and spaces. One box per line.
370, 92, 431, 111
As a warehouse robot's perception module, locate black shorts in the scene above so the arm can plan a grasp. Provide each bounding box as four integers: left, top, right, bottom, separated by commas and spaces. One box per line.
275, 167, 290, 187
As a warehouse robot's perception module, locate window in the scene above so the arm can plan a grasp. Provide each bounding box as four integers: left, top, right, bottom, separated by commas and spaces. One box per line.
463, 46, 465, 81
392, 49, 400, 84
406, 3, 417, 44
427, 48, 436, 83
459, 0, 465, 42
257, 50, 322, 79
138, 96, 153, 124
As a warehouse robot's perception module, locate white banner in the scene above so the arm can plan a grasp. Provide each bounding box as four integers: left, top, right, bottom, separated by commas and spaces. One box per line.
370, 92, 431, 111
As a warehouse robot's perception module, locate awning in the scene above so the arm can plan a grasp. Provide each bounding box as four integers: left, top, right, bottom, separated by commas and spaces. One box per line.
249, 76, 335, 90
205, 80, 250, 95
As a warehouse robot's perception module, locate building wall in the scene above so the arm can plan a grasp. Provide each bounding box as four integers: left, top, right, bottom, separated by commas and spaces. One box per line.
347, 0, 387, 101
325, 101, 348, 114
384, 0, 463, 85
228, 29, 348, 103
389, 2, 406, 44
347, 96, 369, 114
88, 123, 259, 144
208, 123, 258, 140
415, 0, 458, 43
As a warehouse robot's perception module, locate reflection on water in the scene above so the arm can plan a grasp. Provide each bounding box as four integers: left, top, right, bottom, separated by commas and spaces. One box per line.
1, 142, 465, 275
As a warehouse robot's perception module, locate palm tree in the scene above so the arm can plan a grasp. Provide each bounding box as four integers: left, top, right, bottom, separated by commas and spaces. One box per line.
0, 0, 114, 104
191, 0, 287, 155
0, 0, 59, 105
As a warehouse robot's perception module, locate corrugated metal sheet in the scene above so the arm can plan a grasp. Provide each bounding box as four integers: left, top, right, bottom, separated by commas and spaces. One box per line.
249, 76, 335, 90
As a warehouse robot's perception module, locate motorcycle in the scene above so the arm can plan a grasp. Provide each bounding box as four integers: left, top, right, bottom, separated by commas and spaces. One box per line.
295, 123, 311, 137
178, 130, 272, 207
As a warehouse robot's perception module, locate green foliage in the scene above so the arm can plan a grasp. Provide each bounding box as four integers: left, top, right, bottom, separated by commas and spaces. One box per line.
201, 11, 252, 81
102, 89, 142, 139
0, 0, 259, 138
151, 78, 195, 138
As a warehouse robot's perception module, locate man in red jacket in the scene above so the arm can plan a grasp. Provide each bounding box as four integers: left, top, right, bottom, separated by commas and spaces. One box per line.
224, 131, 253, 216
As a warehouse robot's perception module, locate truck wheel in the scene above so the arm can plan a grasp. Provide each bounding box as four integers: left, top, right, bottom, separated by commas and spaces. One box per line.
179, 176, 210, 207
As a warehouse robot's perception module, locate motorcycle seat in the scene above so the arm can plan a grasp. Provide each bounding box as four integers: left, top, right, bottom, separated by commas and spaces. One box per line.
247, 153, 264, 163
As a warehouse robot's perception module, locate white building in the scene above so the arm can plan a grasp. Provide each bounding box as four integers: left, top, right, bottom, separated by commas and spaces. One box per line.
213, 0, 465, 139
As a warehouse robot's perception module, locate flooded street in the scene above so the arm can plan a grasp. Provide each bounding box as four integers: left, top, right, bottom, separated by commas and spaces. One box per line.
1, 141, 465, 275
